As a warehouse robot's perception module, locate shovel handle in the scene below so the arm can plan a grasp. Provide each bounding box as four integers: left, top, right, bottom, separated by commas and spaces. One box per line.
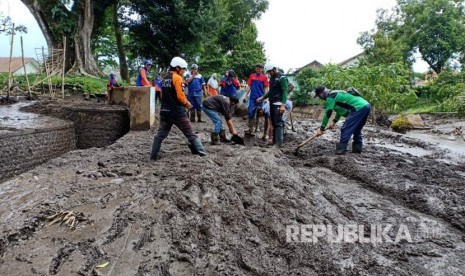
296, 134, 318, 149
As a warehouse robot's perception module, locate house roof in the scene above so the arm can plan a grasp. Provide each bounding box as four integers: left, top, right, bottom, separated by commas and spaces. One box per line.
0, 57, 37, 73
337, 52, 364, 67
294, 60, 323, 74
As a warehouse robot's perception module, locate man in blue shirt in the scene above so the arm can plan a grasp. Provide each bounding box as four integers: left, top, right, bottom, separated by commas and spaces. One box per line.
185, 64, 207, 122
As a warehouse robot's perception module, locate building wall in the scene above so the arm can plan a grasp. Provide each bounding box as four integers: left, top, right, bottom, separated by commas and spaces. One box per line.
12, 61, 40, 76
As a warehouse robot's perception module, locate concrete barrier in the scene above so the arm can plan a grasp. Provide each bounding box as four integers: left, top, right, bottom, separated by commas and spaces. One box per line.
110, 86, 156, 130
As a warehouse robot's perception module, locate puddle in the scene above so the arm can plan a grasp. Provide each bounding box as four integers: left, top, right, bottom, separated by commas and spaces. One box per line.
406, 131, 465, 156
377, 143, 433, 157
0, 102, 70, 131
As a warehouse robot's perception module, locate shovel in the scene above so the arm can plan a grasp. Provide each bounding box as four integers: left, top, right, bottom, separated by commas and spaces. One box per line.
289, 111, 295, 132
293, 134, 319, 155
244, 131, 255, 147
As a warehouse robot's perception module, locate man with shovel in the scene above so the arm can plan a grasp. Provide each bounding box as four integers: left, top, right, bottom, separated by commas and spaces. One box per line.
202, 95, 244, 145
314, 86, 371, 154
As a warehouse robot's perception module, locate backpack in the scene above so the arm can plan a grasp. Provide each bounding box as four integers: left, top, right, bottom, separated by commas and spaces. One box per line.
346, 87, 362, 97
279, 75, 295, 93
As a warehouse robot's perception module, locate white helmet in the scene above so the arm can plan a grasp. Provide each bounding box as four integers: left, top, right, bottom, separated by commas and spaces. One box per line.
264, 63, 277, 72
170, 57, 188, 69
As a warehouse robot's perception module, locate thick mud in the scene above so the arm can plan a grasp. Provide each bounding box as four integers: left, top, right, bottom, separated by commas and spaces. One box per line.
0, 107, 465, 275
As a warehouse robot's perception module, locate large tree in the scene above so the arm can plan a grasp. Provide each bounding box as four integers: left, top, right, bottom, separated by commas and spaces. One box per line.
20, 0, 114, 76
357, 8, 411, 67
124, 0, 268, 77
397, 0, 465, 73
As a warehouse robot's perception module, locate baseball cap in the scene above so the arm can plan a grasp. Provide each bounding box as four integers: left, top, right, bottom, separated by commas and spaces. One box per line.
314, 86, 326, 98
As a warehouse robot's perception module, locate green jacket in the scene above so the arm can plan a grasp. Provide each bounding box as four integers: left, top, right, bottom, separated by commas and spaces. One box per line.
320, 90, 370, 130
262, 74, 288, 104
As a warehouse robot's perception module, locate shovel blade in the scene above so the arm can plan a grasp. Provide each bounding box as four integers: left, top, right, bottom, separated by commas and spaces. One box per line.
244, 132, 255, 147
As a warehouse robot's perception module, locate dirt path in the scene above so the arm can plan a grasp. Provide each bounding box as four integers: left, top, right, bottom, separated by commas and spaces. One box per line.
0, 116, 464, 275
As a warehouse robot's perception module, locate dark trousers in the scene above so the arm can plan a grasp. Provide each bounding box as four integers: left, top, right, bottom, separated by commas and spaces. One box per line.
151, 115, 198, 158
340, 104, 371, 144
270, 103, 284, 145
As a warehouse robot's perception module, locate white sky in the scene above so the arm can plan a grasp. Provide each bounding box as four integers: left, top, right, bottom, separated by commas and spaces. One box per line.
255, 0, 429, 72
0, 0, 429, 72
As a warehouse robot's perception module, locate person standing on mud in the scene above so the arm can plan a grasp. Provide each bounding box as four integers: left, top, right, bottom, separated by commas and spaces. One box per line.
202, 95, 244, 145
207, 73, 219, 96
257, 63, 288, 147
106, 72, 121, 102
220, 69, 240, 98
150, 57, 207, 160
136, 60, 153, 87
314, 86, 371, 154
185, 64, 207, 122
244, 64, 269, 135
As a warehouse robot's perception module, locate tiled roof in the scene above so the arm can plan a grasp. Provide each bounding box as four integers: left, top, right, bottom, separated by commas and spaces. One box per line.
0, 57, 36, 73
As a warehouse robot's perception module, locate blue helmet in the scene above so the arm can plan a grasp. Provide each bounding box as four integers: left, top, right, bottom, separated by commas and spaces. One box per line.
144, 60, 153, 66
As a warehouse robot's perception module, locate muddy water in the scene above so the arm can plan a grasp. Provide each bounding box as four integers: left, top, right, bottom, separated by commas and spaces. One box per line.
0, 102, 70, 131
0, 118, 464, 275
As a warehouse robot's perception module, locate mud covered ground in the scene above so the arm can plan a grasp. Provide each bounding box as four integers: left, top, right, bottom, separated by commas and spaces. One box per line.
1, 102, 465, 275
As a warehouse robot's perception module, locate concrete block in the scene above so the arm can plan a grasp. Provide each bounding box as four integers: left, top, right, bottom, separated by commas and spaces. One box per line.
110, 87, 131, 106
129, 87, 156, 130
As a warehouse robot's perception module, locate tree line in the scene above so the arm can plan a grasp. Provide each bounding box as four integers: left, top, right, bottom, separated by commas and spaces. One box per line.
18, 0, 268, 81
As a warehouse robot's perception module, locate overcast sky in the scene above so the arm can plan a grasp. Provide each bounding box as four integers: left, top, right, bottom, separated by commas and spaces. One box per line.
1, 0, 428, 72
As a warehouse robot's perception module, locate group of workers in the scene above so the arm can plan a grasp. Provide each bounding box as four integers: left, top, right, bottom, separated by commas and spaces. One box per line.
108, 57, 372, 159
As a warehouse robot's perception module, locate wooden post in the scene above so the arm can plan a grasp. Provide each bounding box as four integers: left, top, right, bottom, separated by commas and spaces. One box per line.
21, 36, 32, 98
62, 36, 66, 99
7, 23, 15, 99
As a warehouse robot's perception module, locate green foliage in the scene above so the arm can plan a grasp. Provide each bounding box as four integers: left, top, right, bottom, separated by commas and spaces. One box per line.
391, 115, 412, 133
294, 63, 418, 113
123, 0, 268, 79
292, 67, 321, 106
0, 15, 27, 35
225, 24, 266, 80
357, 8, 411, 67
397, 0, 465, 73
91, 7, 119, 70
9, 74, 108, 95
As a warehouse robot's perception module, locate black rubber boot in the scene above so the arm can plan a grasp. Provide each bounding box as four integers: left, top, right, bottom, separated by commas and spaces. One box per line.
210, 132, 219, 145
335, 143, 347, 155
190, 110, 196, 122
219, 130, 230, 143
150, 139, 162, 160
191, 138, 206, 156
197, 110, 204, 122
352, 143, 363, 154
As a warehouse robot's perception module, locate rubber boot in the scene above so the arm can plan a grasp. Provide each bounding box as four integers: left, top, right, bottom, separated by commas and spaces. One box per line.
273, 126, 283, 147
352, 143, 363, 154
190, 110, 196, 122
247, 118, 255, 133
219, 129, 231, 143
210, 132, 219, 145
150, 139, 163, 160
336, 143, 347, 155
197, 110, 205, 122
191, 138, 206, 156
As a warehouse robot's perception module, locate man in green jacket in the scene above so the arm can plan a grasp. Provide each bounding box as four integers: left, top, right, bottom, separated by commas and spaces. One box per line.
314, 86, 371, 154
257, 63, 288, 147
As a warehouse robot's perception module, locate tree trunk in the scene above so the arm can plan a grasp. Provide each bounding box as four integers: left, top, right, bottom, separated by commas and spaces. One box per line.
113, 2, 129, 82
20, 0, 59, 50
68, 0, 102, 76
